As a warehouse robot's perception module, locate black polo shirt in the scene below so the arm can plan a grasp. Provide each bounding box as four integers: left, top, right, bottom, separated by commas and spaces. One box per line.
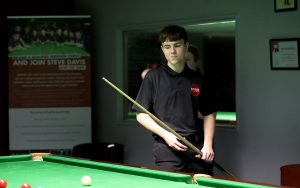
132, 64, 215, 137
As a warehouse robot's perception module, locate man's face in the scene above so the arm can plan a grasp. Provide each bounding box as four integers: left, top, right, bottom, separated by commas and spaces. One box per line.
161, 39, 188, 65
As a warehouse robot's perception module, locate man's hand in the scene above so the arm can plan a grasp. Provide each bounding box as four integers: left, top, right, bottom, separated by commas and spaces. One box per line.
195, 145, 214, 162
163, 132, 188, 151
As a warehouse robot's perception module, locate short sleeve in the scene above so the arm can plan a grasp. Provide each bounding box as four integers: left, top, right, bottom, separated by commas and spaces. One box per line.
132, 75, 154, 113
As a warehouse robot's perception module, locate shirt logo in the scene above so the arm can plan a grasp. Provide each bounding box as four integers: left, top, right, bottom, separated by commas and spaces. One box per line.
191, 84, 200, 96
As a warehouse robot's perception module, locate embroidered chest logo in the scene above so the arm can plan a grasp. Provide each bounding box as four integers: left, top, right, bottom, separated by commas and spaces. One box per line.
190, 84, 200, 96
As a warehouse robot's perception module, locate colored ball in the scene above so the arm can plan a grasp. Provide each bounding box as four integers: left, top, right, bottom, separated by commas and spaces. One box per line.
0, 179, 7, 188
21, 183, 31, 188
81, 175, 92, 186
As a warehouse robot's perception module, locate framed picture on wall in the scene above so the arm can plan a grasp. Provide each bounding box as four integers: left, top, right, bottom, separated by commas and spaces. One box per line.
274, 0, 297, 12
270, 38, 300, 70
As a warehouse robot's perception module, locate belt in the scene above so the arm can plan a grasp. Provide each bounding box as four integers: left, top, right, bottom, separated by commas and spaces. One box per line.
154, 133, 201, 144
185, 134, 201, 143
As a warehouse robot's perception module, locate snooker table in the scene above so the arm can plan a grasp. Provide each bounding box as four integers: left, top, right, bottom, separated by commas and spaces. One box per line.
0, 153, 273, 188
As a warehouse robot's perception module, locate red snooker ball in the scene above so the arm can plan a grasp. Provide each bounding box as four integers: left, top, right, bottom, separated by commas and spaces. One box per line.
21, 183, 31, 188
0, 179, 7, 188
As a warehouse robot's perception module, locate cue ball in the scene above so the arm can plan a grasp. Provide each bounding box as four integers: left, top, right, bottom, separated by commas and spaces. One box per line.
81, 176, 92, 186
0, 179, 7, 188
21, 183, 31, 188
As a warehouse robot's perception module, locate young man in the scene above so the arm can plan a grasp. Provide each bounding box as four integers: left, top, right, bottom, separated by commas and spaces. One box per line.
132, 25, 216, 176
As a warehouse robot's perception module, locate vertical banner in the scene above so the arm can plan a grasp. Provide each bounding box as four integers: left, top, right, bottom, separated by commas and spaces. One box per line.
7, 16, 91, 152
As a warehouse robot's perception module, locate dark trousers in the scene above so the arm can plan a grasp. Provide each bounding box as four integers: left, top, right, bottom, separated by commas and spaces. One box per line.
153, 135, 213, 175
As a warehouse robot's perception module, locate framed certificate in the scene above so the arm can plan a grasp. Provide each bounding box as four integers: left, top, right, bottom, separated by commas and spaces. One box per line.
274, 0, 297, 12
270, 38, 300, 70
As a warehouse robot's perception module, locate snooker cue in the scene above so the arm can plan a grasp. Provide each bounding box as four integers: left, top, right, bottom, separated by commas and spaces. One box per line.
102, 77, 236, 179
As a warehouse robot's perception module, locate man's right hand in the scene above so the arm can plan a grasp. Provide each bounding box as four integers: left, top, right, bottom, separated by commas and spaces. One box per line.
163, 132, 188, 151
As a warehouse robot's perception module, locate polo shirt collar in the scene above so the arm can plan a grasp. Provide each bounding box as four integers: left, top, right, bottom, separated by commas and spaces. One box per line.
162, 63, 190, 76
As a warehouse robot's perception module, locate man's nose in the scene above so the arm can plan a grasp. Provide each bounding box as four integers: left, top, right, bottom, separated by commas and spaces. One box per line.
170, 46, 176, 53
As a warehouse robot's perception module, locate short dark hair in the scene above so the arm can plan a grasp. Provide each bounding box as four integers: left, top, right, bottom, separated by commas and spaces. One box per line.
159, 25, 188, 43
